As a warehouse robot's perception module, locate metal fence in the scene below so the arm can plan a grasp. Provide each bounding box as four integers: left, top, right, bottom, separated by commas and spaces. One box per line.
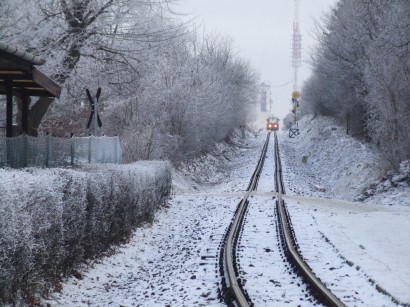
0, 134, 122, 168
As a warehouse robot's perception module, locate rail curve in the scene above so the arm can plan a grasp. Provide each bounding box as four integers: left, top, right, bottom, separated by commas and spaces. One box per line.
273, 132, 346, 307
219, 132, 345, 306
219, 133, 270, 306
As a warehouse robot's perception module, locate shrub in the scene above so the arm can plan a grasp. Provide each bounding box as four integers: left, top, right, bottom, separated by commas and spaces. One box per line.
0, 162, 171, 304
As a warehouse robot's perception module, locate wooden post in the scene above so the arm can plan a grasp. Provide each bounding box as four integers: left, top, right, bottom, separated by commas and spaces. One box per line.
6, 80, 13, 138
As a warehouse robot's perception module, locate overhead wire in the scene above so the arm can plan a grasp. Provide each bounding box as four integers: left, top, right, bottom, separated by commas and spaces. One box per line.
270, 80, 293, 88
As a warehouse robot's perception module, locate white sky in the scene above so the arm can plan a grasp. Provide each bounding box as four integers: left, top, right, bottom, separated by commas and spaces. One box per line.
174, 0, 338, 119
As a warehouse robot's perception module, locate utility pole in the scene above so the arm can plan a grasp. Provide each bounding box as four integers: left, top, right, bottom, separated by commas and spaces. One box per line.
290, 0, 301, 138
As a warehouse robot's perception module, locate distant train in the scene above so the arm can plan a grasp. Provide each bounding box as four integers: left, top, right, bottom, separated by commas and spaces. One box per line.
266, 117, 279, 131
267, 122, 279, 131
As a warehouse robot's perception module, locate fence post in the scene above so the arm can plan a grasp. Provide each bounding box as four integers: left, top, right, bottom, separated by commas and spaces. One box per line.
45, 132, 52, 168
70, 133, 75, 166
6, 137, 11, 167
88, 134, 92, 163
114, 136, 118, 164
23, 134, 28, 168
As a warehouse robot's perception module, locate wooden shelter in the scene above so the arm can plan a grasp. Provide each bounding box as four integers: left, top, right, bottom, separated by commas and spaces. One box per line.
0, 41, 61, 137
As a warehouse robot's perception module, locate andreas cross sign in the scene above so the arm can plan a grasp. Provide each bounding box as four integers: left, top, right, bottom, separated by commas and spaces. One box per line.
86, 88, 102, 131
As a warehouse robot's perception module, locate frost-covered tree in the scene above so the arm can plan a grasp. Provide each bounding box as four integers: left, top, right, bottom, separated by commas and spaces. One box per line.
304, 0, 410, 165
362, 0, 410, 164
0, 0, 180, 135
107, 33, 258, 162
305, 0, 371, 136
1, 0, 258, 162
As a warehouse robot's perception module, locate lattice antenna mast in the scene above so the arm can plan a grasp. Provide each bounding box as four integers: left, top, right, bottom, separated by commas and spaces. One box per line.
290, 0, 302, 138
292, 0, 302, 92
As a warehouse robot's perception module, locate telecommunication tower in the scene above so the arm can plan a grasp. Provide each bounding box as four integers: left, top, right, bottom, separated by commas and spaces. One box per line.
290, 0, 301, 137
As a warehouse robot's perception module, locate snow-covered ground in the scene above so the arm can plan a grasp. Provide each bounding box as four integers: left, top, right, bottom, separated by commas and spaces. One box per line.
46, 117, 410, 306
46, 132, 263, 306
285, 195, 410, 305
277, 116, 410, 305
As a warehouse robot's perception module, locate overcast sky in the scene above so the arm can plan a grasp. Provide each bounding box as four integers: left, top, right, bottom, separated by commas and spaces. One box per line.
175, 0, 338, 119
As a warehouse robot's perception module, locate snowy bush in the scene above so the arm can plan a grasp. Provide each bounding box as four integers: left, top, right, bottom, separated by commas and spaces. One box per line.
0, 162, 171, 304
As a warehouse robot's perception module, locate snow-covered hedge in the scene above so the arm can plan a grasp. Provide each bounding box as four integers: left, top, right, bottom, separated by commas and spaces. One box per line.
0, 162, 171, 304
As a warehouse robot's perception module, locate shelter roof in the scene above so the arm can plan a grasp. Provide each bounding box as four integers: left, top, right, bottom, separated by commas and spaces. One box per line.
0, 41, 61, 98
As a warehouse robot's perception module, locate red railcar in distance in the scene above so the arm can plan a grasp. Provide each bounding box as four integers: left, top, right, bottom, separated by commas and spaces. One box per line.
267, 122, 279, 131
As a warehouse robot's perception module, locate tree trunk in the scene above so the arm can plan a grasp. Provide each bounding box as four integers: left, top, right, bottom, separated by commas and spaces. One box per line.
28, 97, 55, 136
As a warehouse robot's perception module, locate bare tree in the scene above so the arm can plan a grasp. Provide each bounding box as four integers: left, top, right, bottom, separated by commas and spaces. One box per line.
304, 0, 410, 166
0, 0, 181, 135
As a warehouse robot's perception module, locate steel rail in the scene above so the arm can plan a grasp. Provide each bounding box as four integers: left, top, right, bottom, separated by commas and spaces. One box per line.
273, 132, 346, 307
223, 133, 270, 307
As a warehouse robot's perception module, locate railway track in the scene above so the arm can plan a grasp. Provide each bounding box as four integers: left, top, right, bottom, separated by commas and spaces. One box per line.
219, 132, 346, 307
273, 133, 345, 307
219, 133, 270, 306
